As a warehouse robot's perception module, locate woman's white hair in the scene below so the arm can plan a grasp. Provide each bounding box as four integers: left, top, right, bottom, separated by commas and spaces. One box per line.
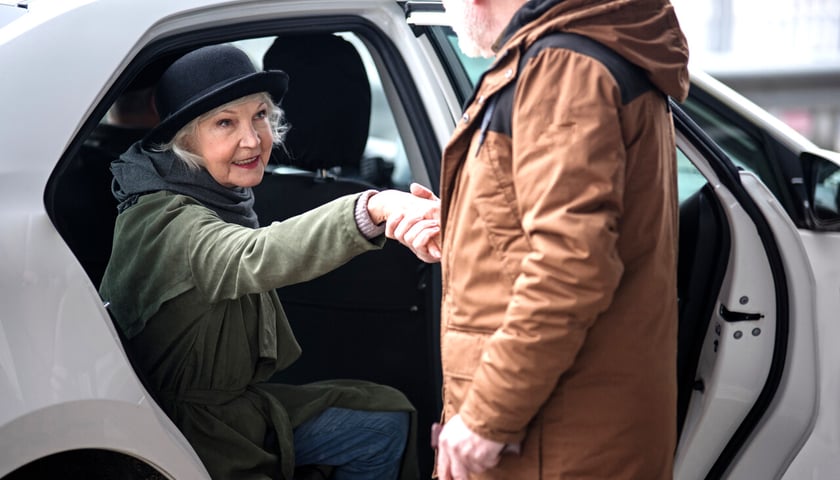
154, 92, 288, 170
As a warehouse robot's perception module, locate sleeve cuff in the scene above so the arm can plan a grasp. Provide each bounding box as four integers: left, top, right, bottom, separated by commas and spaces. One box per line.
354, 190, 386, 239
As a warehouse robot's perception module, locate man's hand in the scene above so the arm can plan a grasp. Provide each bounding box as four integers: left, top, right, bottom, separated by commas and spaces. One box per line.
436, 414, 505, 480
386, 214, 441, 262
369, 183, 442, 263
388, 183, 442, 262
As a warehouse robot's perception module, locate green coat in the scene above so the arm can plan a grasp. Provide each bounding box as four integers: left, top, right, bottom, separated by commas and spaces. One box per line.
99, 191, 417, 480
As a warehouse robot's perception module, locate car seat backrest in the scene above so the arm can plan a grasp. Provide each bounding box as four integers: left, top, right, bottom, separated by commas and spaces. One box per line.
253, 33, 380, 221
262, 33, 371, 175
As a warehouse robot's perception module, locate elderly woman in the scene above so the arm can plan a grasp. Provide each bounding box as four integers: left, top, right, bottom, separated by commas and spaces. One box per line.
99, 44, 439, 480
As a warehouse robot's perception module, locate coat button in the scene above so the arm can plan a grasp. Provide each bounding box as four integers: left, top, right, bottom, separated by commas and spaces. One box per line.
462, 113, 470, 122
504, 68, 513, 79
478, 95, 485, 104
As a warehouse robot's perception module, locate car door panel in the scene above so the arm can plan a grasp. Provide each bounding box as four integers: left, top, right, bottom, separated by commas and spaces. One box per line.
673, 127, 817, 478
674, 163, 779, 478
727, 173, 817, 480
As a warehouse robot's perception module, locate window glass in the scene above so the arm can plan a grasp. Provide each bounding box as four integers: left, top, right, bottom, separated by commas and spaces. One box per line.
679, 95, 761, 175
440, 27, 491, 86
677, 147, 708, 203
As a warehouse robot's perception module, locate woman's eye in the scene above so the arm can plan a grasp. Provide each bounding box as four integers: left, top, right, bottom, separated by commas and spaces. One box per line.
255, 109, 267, 120
217, 119, 232, 127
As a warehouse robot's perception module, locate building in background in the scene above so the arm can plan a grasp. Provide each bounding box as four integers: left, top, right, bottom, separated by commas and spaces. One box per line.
671, 0, 840, 150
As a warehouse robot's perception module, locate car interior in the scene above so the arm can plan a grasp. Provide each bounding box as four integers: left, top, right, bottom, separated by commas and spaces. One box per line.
46, 29, 441, 479
43, 27, 736, 479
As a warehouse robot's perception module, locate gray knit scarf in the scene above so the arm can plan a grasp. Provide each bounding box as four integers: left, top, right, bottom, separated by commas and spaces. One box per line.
111, 142, 259, 228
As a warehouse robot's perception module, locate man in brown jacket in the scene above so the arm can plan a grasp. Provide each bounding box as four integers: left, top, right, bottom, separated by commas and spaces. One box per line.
399, 0, 690, 478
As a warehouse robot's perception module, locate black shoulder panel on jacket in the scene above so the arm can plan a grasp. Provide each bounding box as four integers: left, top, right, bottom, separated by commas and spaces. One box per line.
485, 32, 655, 137
523, 32, 654, 105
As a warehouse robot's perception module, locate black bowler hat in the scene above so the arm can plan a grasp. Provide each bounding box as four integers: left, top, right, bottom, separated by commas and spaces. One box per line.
142, 44, 289, 147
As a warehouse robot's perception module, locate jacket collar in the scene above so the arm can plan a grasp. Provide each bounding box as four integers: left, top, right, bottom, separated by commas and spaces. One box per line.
495, 0, 568, 50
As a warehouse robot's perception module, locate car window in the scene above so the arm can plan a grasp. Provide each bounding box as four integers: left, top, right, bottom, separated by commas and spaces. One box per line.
439, 26, 491, 86
677, 86, 801, 223
678, 148, 707, 202
679, 93, 762, 175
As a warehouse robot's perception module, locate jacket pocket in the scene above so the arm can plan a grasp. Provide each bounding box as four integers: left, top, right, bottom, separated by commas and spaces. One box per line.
441, 327, 490, 380
467, 133, 526, 281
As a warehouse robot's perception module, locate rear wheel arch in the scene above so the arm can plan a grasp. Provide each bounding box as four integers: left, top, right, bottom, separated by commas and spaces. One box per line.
3, 449, 168, 480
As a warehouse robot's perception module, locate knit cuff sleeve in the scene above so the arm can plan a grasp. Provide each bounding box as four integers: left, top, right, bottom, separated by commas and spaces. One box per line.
354, 190, 386, 239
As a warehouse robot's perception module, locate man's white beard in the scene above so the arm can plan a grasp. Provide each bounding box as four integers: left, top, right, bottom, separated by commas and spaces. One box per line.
445, 0, 496, 58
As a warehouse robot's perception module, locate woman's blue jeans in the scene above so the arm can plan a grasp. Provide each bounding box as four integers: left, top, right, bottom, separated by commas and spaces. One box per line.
293, 407, 409, 480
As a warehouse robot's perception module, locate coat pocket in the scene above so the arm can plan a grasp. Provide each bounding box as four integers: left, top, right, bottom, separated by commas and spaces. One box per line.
441, 327, 490, 380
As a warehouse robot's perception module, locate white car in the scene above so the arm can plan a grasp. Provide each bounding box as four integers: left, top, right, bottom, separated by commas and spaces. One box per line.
1, 0, 839, 478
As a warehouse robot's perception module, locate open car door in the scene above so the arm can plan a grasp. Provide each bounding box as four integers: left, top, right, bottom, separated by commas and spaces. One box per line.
671, 106, 817, 479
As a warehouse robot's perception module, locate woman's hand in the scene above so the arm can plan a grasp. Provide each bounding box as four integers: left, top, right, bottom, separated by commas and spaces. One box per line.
367, 183, 442, 263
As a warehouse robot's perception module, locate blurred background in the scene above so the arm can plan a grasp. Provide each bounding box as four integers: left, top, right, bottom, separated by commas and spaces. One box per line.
670, 0, 840, 151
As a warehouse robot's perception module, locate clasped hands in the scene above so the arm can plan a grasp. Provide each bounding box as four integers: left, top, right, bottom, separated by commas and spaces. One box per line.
367, 183, 443, 263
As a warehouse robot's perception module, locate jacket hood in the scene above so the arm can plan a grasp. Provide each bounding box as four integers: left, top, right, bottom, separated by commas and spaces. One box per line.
500, 0, 690, 101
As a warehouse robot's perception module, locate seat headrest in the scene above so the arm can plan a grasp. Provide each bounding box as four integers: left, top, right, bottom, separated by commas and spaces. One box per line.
263, 34, 372, 171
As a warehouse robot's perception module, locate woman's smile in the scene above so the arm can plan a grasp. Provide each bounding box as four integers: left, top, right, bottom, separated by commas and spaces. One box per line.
233, 156, 261, 169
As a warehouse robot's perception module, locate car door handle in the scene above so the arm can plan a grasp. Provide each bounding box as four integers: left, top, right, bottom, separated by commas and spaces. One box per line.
719, 304, 765, 322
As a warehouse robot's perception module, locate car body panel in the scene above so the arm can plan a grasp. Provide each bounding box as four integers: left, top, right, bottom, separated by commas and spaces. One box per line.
0, 191, 210, 478
0, 400, 209, 478
782, 228, 840, 480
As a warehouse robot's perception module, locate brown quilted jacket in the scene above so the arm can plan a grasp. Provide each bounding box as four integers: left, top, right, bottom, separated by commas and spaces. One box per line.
437, 0, 689, 477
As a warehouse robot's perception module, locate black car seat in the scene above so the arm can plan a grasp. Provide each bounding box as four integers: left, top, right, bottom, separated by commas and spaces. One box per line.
256, 34, 438, 477
258, 33, 390, 198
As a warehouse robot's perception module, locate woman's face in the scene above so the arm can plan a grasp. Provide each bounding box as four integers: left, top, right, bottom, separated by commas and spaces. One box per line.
192, 98, 273, 188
